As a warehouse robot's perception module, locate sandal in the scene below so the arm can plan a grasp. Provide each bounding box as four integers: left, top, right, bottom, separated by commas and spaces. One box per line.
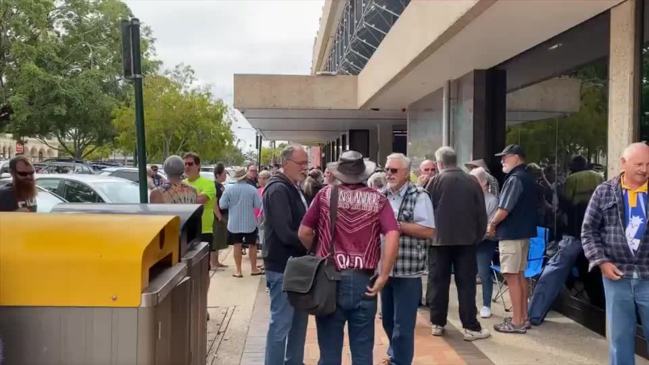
251, 271, 265, 276
494, 319, 527, 334
232, 273, 243, 278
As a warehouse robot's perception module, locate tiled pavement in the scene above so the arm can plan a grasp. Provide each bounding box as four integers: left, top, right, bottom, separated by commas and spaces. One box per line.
240, 280, 491, 365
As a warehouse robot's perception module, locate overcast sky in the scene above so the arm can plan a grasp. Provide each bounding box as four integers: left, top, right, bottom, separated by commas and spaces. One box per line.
124, 0, 325, 150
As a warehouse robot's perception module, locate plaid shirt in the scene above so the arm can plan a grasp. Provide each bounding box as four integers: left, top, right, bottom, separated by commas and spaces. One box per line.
582, 175, 649, 278
385, 184, 433, 276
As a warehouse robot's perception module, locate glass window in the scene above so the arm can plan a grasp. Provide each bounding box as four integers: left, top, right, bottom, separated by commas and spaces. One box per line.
112, 170, 139, 182
63, 180, 102, 203
496, 12, 609, 310
36, 178, 62, 195
407, 88, 443, 168
451, 72, 474, 165
93, 181, 140, 203
36, 189, 65, 213
641, 0, 649, 141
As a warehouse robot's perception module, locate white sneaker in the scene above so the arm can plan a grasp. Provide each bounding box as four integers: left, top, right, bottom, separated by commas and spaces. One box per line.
463, 328, 491, 341
431, 324, 444, 336
480, 306, 492, 318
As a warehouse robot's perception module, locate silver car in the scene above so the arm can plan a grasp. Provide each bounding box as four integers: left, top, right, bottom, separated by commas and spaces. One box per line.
35, 174, 143, 203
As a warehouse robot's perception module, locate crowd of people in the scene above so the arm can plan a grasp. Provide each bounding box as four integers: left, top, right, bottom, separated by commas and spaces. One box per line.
0, 141, 648, 365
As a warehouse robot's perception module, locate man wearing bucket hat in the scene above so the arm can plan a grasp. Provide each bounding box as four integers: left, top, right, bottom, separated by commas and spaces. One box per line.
487, 144, 538, 334
219, 166, 263, 278
299, 150, 400, 365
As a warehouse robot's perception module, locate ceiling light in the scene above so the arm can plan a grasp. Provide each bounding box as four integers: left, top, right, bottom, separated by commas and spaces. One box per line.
548, 43, 563, 51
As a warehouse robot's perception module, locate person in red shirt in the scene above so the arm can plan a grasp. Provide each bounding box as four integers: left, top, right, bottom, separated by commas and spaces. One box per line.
299, 150, 399, 365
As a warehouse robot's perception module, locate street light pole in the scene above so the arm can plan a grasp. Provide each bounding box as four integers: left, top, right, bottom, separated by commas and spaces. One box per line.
121, 18, 148, 203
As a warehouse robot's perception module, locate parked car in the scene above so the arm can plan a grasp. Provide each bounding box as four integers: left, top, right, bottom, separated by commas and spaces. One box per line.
0, 179, 67, 212
40, 160, 94, 175
100, 167, 166, 183
35, 174, 143, 203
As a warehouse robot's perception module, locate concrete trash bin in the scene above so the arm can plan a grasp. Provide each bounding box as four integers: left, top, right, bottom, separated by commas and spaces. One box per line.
0, 212, 189, 365
52, 203, 210, 365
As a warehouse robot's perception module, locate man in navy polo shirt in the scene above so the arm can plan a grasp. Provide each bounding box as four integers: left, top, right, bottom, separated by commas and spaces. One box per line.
487, 145, 538, 334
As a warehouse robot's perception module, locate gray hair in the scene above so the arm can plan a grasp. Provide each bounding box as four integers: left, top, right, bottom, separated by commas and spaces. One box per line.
434, 146, 457, 167
470, 166, 488, 185
163, 155, 185, 178
367, 172, 387, 190
258, 170, 271, 179
280, 145, 305, 166
386, 153, 411, 169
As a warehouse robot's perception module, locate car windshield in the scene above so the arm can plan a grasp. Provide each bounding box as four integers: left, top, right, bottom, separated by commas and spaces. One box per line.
37, 190, 65, 213
92, 181, 141, 203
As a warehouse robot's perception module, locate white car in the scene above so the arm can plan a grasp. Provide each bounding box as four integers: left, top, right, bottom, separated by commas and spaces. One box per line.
35, 174, 144, 203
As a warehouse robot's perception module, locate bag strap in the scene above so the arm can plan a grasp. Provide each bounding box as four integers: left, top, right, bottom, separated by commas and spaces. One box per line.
328, 185, 339, 256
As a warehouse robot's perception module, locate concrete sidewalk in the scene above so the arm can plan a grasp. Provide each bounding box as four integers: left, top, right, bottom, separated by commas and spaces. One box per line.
207, 248, 649, 364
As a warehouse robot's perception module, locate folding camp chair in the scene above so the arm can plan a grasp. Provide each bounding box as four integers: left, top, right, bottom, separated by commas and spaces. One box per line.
491, 226, 548, 312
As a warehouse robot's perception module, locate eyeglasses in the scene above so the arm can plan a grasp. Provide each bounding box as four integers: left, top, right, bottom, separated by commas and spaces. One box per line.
422, 168, 435, 172
16, 170, 34, 177
184, 162, 195, 167
289, 159, 308, 167
385, 168, 400, 174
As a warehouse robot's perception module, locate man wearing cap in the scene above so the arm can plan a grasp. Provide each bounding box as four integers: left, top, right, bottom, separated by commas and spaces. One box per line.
487, 144, 538, 334
299, 150, 400, 365
220, 166, 263, 278
381, 153, 435, 364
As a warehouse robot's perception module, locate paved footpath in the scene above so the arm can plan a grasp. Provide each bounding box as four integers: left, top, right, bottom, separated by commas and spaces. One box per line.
208, 247, 649, 365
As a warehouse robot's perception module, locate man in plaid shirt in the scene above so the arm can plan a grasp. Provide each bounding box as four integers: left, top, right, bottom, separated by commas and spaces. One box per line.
381, 153, 436, 365
582, 142, 649, 365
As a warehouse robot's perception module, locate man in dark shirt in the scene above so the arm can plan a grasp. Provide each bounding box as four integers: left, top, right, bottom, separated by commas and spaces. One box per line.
487, 144, 537, 334
0, 156, 37, 212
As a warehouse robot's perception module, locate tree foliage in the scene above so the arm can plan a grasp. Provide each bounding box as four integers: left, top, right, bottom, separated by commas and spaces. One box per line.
1, 0, 158, 158
113, 66, 235, 163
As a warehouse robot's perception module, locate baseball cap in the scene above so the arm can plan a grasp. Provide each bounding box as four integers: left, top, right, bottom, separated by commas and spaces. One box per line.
495, 144, 526, 158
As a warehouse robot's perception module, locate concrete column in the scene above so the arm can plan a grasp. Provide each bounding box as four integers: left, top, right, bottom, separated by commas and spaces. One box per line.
608, 0, 640, 177
376, 123, 393, 165
442, 80, 452, 146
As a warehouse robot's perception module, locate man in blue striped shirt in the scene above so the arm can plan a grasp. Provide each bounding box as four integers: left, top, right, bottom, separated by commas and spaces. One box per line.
220, 166, 263, 278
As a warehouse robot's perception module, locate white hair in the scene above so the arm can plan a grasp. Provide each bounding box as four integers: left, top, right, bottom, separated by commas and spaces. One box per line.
367, 172, 387, 190
386, 153, 411, 169
470, 166, 488, 185
280, 145, 305, 166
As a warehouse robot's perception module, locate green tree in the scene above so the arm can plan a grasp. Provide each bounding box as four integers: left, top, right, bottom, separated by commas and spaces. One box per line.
113, 70, 235, 163
2, 0, 158, 158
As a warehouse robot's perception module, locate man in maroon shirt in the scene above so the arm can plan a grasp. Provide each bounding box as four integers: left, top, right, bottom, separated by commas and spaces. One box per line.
299, 150, 400, 365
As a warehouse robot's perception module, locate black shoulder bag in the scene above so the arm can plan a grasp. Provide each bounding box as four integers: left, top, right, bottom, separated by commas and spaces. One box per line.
282, 185, 340, 316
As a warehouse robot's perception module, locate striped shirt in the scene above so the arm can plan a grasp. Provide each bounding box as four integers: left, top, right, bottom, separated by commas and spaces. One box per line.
219, 181, 262, 234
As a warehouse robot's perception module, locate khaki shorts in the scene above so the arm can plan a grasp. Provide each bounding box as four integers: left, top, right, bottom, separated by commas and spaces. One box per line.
499, 239, 530, 274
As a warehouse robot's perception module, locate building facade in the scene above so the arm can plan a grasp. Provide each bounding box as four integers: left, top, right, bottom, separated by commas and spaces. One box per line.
234, 0, 649, 354
0, 134, 58, 161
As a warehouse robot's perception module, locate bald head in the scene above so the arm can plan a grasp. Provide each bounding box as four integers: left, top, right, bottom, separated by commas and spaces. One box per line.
419, 159, 437, 176
621, 142, 649, 187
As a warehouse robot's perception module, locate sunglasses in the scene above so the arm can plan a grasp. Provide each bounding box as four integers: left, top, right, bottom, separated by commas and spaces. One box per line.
16, 171, 34, 177
184, 162, 195, 167
422, 168, 435, 172
385, 168, 400, 174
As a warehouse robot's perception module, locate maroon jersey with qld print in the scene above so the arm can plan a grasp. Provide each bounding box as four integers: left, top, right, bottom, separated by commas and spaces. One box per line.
301, 184, 398, 270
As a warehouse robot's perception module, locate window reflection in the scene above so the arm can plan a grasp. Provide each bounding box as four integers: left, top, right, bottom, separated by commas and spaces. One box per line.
497, 12, 609, 310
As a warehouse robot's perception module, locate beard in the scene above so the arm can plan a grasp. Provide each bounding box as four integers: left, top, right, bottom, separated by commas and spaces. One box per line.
14, 180, 37, 201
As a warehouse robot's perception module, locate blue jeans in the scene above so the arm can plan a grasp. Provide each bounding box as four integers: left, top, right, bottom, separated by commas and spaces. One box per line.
381, 277, 421, 365
316, 270, 377, 365
603, 276, 649, 365
265, 270, 308, 365
476, 240, 498, 308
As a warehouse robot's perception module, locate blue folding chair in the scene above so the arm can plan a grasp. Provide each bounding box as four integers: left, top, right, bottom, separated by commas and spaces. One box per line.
491, 226, 548, 312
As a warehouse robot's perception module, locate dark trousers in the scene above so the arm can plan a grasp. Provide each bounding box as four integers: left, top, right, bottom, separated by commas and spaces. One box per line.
381, 277, 421, 365
427, 245, 481, 331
